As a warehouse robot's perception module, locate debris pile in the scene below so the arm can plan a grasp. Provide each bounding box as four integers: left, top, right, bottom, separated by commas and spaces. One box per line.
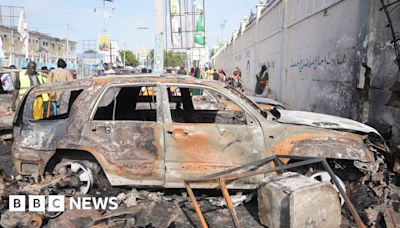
0, 173, 261, 228
0, 141, 399, 227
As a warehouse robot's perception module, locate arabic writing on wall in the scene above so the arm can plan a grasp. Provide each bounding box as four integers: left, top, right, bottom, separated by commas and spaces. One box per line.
290, 53, 347, 72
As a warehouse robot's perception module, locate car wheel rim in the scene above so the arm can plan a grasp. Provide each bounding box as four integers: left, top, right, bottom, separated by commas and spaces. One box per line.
54, 161, 94, 195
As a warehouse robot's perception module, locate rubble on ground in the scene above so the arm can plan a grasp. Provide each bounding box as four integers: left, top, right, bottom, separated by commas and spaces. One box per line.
0, 169, 399, 227
0, 141, 400, 227
0, 170, 263, 227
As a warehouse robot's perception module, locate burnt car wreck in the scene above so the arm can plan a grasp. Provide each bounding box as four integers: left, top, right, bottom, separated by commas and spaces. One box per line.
1, 75, 399, 227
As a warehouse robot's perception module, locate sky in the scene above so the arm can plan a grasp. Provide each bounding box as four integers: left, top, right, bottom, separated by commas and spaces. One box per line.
1, 0, 259, 52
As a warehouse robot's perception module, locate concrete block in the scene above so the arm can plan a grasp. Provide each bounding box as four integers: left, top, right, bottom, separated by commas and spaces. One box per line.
258, 172, 341, 228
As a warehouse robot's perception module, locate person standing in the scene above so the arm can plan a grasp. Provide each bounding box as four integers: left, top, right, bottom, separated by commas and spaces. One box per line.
194, 67, 201, 78
47, 59, 74, 83
218, 69, 226, 82
227, 69, 243, 90
47, 58, 74, 116
103, 63, 115, 74
189, 67, 195, 77
11, 61, 48, 120
97, 61, 105, 76
234, 66, 241, 78
177, 66, 187, 75
201, 67, 207, 79
1, 65, 16, 93
255, 65, 269, 95
41, 66, 49, 76
206, 68, 214, 80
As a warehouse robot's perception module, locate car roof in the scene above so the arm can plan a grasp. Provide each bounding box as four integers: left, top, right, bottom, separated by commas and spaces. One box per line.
35, 74, 227, 91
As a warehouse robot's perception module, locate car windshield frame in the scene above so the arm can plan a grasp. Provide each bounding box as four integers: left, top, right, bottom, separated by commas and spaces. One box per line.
226, 86, 268, 118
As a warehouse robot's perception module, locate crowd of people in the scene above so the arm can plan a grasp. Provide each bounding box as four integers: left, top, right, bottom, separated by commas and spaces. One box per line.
187, 64, 269, 95
2, 60, 271, 119
0, 59, 75, 117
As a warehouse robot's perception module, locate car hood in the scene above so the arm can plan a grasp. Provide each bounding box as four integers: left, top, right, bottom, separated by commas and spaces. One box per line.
276, 109, 381, 136
249, 96, 285, 108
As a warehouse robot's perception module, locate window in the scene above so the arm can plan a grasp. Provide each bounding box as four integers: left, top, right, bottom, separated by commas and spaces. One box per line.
167, 86, 247, 125
31, 89, 83, 121
94, 86, 157, 122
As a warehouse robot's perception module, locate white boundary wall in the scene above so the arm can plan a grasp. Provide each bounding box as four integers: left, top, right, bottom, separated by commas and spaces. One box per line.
213, 0, 363, 118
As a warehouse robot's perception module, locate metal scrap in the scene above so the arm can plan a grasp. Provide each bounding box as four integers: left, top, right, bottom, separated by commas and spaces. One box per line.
208, 192, 253, 207
384, 201, 400, 228
184, 155, 367, 228
0, 211, 43, 228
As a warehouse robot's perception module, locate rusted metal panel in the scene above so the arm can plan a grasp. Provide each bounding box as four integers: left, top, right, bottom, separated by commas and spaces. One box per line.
163, 122, 265, 186
264, 125, 375, 162
12, 146, 55, 175
81, 121, 165, 186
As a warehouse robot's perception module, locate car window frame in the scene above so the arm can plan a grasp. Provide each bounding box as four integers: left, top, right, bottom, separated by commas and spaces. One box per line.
23, 86, 84, 123
161, 83, 259, 126
90, 83, 162, 123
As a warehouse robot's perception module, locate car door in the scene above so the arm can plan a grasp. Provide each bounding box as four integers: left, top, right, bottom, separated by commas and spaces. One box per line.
82, 84, 165, 186
161, 84, 265, 188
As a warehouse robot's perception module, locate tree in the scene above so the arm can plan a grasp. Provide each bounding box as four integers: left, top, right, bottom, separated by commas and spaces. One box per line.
83, 50, 97, 54
148, 49, 187, 68
164, 51, 186, 67
119, 50, 139, 67
149, 49, 154, 65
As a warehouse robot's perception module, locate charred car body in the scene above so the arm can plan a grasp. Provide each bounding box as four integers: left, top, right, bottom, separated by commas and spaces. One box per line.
12, 75, 389, 193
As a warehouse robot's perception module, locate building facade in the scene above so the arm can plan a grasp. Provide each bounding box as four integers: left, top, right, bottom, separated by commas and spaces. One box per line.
0, 25, 77, 68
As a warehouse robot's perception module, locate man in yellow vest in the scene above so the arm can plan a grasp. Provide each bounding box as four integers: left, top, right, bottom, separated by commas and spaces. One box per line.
11, 61, 48, 120
206, 68, 214, 80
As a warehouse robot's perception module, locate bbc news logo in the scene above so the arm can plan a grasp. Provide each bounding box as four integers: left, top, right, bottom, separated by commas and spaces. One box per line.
9, 195, 119, 212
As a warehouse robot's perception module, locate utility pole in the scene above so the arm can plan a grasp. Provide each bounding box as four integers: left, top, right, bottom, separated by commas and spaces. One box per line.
66, 24, 69, 64
123, 42, 126, 67
109, 41, 112, 64
103, 0, 106, 33
95, 0, 114, 33
10, 29, 14, 65
154, 0, 164, 75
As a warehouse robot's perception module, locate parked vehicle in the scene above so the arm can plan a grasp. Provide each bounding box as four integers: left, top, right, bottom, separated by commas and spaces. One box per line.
12, 75, 389, 194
